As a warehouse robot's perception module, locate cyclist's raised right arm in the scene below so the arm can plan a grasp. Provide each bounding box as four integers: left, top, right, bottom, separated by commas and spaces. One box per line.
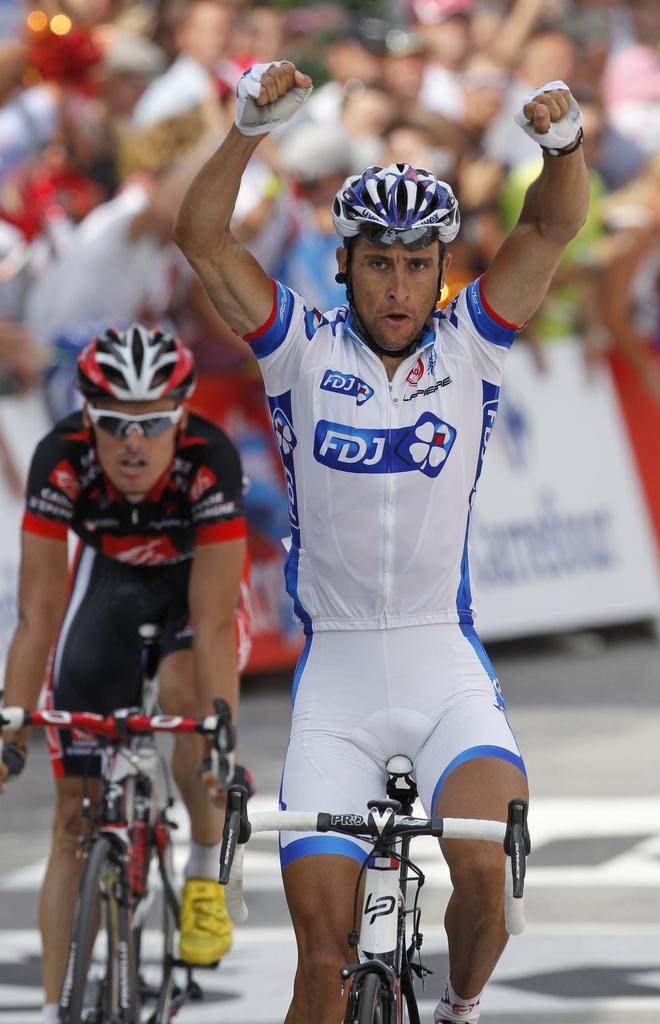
173, 62, 312, 337
173, 126, 271, 336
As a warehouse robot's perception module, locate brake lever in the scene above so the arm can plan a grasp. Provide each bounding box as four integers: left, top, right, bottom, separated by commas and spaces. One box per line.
219, 784, 251, 884
504, 798, 531, 898
211, 698, 236, 789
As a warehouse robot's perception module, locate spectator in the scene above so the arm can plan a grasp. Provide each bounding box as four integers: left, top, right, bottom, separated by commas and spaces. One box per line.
82, 31, 168, 197
456, 52, 510, 158
415, 0, 474, 121
102, 31, 167, 119
277, 123, 354, 311
23, 107, 214, 412
381, 28, 429, 108
601, 153, 660, 399
483, 28, 579, 169
339, 84, 392, 168
381, 115, 457, 180
232, 2, 286, 64
132, 0, 236, 127
0, 221, 46, 496
299, 13, 385, 131
602, 43, 660, 155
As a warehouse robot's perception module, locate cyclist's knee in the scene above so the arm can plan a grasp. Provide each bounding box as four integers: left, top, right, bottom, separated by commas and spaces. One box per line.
287, 884, 352, 971
444, 839, 505, 905
297, 942, 346, 995
52, 780, 97, 856
285, 855, 358, 959
158, 651, 195, 716
163, 690, 198, 718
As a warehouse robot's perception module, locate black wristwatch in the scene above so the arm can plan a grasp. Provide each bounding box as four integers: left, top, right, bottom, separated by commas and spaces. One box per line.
541, 127, 584, 157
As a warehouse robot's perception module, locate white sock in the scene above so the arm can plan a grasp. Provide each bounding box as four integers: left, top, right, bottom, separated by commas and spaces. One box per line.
43, 1004, 59, 1024
435, 980, 482, 1022
184, 840, 221, 880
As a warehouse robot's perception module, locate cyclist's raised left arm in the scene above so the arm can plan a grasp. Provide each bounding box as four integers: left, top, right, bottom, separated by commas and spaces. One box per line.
481, 85, 589, 326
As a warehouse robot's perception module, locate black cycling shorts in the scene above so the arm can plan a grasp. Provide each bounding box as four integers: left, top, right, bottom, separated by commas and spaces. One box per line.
45, 544, 193, 778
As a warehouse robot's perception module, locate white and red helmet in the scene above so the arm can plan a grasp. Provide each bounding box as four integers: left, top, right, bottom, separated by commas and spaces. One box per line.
77, 323, 196, 402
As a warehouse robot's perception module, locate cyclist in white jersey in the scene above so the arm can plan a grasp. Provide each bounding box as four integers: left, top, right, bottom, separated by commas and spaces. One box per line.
174, 62, 588, 1024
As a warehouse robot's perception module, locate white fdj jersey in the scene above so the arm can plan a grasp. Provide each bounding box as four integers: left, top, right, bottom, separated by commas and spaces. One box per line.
244, 277, 518, 634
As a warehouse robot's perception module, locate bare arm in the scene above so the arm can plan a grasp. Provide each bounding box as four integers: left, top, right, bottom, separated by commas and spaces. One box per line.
489, 0, 547, 69
482, 89, 589, 325
1, 532, 69, 778
173, 62, 312, 336
601, 227, 660, 399
188, 537, 246, 719
174, 127, 275, 336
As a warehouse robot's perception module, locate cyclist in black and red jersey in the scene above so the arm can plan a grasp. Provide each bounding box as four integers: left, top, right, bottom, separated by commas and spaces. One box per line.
0, 323, 250, 1024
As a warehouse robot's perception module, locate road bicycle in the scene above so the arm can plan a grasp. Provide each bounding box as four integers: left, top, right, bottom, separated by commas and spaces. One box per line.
219, 755, 530, 1024
0, 624, 240, 1023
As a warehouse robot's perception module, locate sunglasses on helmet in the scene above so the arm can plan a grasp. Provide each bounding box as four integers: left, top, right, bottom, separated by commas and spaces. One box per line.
358, 223, 439, 251
87, 405, 184, 438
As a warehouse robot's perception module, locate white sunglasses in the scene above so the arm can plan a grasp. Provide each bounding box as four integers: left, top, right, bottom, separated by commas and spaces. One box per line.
87, 405, 183, 438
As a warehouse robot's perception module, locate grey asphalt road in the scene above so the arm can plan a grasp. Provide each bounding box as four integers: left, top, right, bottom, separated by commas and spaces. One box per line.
1, 622, 659, 1023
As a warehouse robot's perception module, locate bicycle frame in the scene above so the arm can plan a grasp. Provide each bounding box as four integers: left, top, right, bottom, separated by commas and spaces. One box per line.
340, 760, 428, 1023
219, 766, 530, 1024
57, 725, 171, 1022
1, 625, 237, 1023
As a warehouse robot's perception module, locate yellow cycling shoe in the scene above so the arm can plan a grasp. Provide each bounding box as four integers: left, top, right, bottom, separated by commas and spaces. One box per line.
179, 877, 232, 966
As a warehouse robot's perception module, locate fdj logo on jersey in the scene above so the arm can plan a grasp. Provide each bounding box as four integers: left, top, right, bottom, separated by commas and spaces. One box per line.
314, 412, 457, 478
271, 405, 300, 533
272, 407, 297, 458
320, 369, 374, 406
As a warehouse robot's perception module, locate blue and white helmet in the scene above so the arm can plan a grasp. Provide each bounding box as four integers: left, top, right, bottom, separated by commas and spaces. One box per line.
332, 163, 460, 249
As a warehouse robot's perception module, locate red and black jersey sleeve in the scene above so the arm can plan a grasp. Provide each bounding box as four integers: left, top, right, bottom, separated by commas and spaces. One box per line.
22, 414, 87, 542
186, 417, 246, 546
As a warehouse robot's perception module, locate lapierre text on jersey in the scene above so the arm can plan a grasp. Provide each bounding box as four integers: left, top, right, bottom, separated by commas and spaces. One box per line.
403, 376, 452, 401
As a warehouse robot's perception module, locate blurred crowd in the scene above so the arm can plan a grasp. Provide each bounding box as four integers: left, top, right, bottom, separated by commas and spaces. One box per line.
0, 0, 659, 498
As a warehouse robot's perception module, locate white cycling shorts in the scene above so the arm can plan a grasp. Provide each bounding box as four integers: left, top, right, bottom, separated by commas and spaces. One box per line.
279, 623, 526, 870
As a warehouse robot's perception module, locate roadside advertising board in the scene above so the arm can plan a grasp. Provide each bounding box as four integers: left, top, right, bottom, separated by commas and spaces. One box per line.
472, 340, 660, 640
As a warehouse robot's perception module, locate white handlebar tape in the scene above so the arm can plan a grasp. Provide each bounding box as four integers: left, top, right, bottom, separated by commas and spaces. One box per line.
226, 844, 248, 923
249, 811, 319, 834
504, 866, 526, 935
0, 707, 26, 731
514, 79, 582, 153
441, 818, 506, 842
235, 61, 312, 136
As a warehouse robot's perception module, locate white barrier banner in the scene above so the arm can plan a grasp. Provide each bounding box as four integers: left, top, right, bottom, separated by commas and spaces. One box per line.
0, 390, 51, 676
472, 340, 660, 640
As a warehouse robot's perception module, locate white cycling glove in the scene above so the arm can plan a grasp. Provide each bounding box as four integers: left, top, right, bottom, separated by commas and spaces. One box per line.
235, 61, 312, 137
514, 80, 582, 155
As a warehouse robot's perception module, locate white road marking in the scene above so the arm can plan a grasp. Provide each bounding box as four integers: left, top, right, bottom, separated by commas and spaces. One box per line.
2, 797, 659, 1021
2, 926, 660, 1022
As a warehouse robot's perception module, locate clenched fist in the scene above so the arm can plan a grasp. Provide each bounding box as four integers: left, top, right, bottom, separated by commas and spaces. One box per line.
235, 60, 313, 136
515, 79, 582, 154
